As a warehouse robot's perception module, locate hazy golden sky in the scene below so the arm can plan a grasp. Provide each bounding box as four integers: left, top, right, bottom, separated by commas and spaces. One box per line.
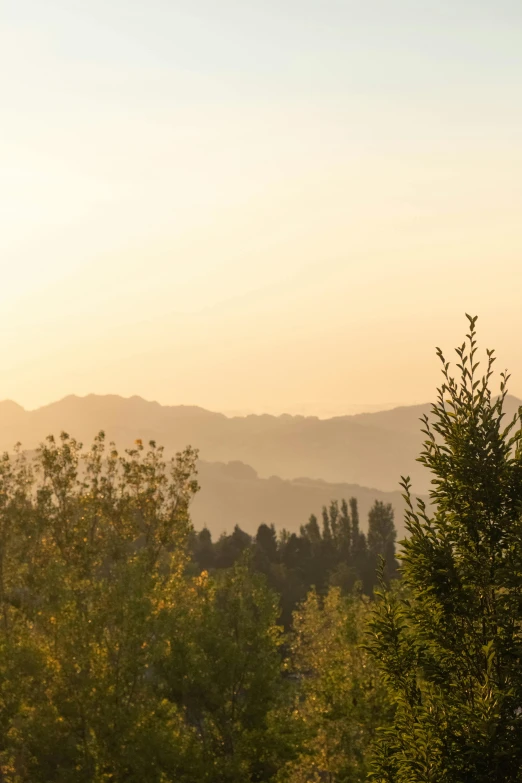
2, 1, 522, 414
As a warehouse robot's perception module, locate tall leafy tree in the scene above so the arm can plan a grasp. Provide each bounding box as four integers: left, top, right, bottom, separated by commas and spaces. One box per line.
367, 501, 397, 583
255, 523, 279, 566
279, 587, 391, 783
0, 435, 294, 782
367, 316, 522, 783
190, 527, 215, 571
350, 498, 367, 563
338, 499, 352, 561
158, 557, 289, 782
0, 433, 201, 782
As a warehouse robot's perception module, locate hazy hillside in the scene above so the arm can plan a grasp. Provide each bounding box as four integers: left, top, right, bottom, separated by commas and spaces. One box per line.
1, 394, 520, 495
193, 460, 418, 538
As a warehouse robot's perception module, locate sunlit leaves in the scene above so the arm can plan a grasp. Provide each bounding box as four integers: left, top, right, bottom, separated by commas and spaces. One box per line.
279, 587, 392, 783
0, 432, 200, 782
367, 317, 522, 783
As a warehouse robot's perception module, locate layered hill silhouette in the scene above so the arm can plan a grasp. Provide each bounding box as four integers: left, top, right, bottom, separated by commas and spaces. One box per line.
193, 460, 414, 538
2, 393, 521, 492
1, 393, 520, 536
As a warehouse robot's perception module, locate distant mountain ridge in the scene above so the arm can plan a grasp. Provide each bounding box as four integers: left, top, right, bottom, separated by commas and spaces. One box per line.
193, 460, 417, 538
1, 393, 520, 496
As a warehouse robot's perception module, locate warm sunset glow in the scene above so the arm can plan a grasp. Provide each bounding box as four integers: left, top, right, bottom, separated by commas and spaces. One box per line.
2, 0, 522, 413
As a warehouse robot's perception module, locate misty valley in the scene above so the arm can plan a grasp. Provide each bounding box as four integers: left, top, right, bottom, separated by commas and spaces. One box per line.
5, 0, 522, 776
4, 0, 522, 783
1, 320, 522, 781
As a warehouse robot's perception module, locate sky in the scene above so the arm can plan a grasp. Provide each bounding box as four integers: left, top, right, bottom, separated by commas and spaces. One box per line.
1, 0, 522, 415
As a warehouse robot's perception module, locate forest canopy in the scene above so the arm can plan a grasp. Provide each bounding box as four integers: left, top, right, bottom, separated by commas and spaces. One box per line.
0, 317, 521, 782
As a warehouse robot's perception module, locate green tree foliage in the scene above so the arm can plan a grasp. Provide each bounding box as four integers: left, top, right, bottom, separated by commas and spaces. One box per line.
256, 523, 279, 563
214, 524, 253, 568
190, 526, 215, 570
191, 497, 394, 627
367, 501, 397, 584
157, 557, 290, 782
278, 587, 391, 783
367, 316, 522, 782
0, 434, 294, 782
0, 432, 200, 781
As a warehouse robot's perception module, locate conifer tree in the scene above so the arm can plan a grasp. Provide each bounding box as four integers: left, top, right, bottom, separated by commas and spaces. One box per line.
350, 497, 367, 561
367, 500, 397, 582
322, 506, 333, 543
338, 498, 352, 560
301, 514, 321, 546
367, 316, 522, 783
256, 523, 278, 562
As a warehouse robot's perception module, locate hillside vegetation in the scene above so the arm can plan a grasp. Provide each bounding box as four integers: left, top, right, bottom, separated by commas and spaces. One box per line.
0, 318, 521, 782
